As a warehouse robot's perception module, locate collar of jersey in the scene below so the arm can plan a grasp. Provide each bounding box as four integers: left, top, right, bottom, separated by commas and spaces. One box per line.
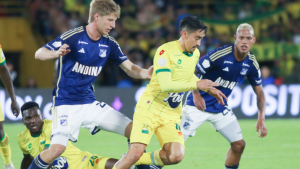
176, 40, 193, 57
31, 132, 41, 137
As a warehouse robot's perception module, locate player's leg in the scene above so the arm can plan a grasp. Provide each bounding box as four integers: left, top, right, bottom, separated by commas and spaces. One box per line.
181, 105, 210, 141
0, 121, 14, 169
29, 105, 74, 169
208, 110, 244, 169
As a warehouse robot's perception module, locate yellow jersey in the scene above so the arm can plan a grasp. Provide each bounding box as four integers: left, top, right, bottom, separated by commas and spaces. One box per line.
137, 40, 200, 118
0, 44, 6, 66
18, 119, 105, 169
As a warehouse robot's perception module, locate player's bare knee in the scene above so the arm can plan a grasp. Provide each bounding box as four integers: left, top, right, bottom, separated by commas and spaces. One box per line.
231, 140, 245, 153
168, 151, 184, 164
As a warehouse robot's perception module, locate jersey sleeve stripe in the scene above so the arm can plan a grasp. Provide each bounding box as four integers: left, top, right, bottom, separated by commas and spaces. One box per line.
156, 69, 171, 74
211, 50, 232, 61
62, 29, 84, 40
45, 144, 50, 148
209, 46, 232, 60
60, 26, 83, 39
0, 60, 6, 66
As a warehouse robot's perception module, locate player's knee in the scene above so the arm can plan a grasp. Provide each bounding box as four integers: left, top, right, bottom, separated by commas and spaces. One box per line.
168, 151, 184, 164
128, 151, 143, 163
231, 140, 245, 153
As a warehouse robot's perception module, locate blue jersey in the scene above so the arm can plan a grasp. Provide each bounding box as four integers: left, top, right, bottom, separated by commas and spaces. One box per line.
185, 44, 262, 113
44, 26, 128, 106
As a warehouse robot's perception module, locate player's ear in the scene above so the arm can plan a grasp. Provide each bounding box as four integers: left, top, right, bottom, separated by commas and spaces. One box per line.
253, 36, 256, 43
181, 30, 188, 39
234, 34, 237, 42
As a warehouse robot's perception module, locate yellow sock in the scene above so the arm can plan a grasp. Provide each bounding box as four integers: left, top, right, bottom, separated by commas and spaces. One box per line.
135, 150, 164, 166
0, 133, 12, 165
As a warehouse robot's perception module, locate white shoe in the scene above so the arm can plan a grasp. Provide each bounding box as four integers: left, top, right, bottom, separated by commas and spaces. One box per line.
120, 153, 136, 169
4, 162, 15, 169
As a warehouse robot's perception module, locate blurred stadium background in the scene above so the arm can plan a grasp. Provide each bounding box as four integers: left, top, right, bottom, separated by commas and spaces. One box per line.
0, 0, 300, 168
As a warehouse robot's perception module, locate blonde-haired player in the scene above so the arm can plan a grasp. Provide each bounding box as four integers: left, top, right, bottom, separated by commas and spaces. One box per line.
114, 16, 227, 169
0, 44, 20, 169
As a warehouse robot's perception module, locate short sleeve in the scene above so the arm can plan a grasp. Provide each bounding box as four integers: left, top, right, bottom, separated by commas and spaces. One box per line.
196, 53, 214, 76
107, 40, 128, 65
0, 44, 6, 65
17, 135, 29, 155
247, 67, 262, 86
154, 46, 172, 74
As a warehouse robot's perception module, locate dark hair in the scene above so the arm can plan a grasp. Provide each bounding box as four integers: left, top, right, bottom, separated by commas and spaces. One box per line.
179, 16, 207, 34
21, 102, 39, 116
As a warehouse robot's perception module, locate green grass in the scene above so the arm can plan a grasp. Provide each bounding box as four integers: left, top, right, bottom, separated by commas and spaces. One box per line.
2, 119, 300, 169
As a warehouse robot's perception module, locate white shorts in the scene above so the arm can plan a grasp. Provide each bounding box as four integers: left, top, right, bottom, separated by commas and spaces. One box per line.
51, 101, 132, 145
181, 105, 242, 143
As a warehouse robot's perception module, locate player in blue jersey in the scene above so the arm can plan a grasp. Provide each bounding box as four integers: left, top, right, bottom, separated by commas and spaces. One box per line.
28, 1, 154, 169
181, 23, 268, 169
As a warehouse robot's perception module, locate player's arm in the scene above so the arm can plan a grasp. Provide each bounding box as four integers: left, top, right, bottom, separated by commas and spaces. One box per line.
0, 47, 19, 117
21, 154, 34, 169
35, 44, 71, 60
252, 85, 267, 138
119, 60, 153, 79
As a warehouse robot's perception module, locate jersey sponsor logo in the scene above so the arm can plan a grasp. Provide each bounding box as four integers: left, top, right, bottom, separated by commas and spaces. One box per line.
224, 60, 233, 64
243, 63, 250, 67
258, 69, 261, 78
177, 59, 182, 65
183, 122, 190, 130
28, 143, 32, 149
89, 156, 99, 166
60, 119, 68, 126
215, 77, 237, 90
159, 50, 165, 55
158, 57, 166, 66
240, 68, 248, 75
52, 157, 69, 169
78, 41, 88, 45
99, 49, 107, 58
72, 62, 103, 76
142, 124, 149, 134
40, 140, 45, 145
119, 56, 127, 60
99, 44, 109, 47
256, 79, 262, 84
223, 67, 229, 72
202, 59, 210, 68
52, 41, 62, 48
78, 48, 85, 53
163, 92, 184, 109
197, 63, 206, 74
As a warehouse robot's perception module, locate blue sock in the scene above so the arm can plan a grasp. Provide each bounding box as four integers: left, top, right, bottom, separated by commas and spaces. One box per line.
127, 139, 162, 169
29, 154, 49, 169
225, 164, 239, 169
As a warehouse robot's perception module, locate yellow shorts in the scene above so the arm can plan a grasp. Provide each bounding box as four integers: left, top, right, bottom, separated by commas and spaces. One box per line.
130, 106, 184, 147
0, 103, 4, 122
62, 153, 109, 169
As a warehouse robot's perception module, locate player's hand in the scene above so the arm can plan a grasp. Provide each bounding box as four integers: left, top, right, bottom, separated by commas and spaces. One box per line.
193, 92, 206, 111
196, 79, 218, 91
55, 44, 71, 58
11, 100, 20, 117
147, 65, 153, 79
256, 118, 267, 138
208, 88, 227, 105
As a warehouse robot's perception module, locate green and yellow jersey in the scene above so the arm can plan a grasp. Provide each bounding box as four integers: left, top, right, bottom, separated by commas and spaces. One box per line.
18, 119, 108, 169
137, 40, 200, 118
0, 44, 6, 66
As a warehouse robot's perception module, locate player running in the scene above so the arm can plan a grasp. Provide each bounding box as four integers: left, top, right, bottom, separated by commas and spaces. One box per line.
19, 101, 130, 169
181, 23, 268, 169
28, 0, 154, 169
0, 44, 20, 169
114, 16, 227, 169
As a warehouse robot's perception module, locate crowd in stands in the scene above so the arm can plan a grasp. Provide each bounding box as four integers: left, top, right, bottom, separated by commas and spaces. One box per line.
24, 0, 300, 88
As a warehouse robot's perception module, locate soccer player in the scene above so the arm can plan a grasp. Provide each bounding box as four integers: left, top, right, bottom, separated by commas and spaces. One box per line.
0, 44, 20, 169
18, 101, 129, 169
114, 16, 227, 169
28, 0, 153, 169
180, 23, 268, 169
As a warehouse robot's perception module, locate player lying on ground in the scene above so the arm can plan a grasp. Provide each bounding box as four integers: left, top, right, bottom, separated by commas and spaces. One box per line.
0, 44, 20, 169
29, 1, 158, 169
181, 23, 267, 169
18, 101, 134, 169
114, 16, 227, 169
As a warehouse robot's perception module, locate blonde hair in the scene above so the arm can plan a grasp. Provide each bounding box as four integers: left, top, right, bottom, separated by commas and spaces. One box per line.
236, 23, 254, 35
88, 0, 120, 23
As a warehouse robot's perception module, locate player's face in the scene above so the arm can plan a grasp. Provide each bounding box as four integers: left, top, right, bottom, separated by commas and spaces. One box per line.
22, 107, 43, 134
185, 29, 205, 53
234, 29, 256, 54
95, 13, 117, 35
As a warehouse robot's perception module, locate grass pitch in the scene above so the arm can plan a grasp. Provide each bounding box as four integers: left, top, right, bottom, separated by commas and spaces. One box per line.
2, 119, 299, 169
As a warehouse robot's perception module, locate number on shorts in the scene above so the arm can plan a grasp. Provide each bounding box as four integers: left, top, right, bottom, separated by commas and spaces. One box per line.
222, 108, 230, 116
96, 102, 106, 108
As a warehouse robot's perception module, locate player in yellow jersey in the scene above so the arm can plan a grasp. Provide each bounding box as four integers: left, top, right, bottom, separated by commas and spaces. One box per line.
114, 16, 227, 169
0, 44, 20, 169
18, 102, 131, 169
